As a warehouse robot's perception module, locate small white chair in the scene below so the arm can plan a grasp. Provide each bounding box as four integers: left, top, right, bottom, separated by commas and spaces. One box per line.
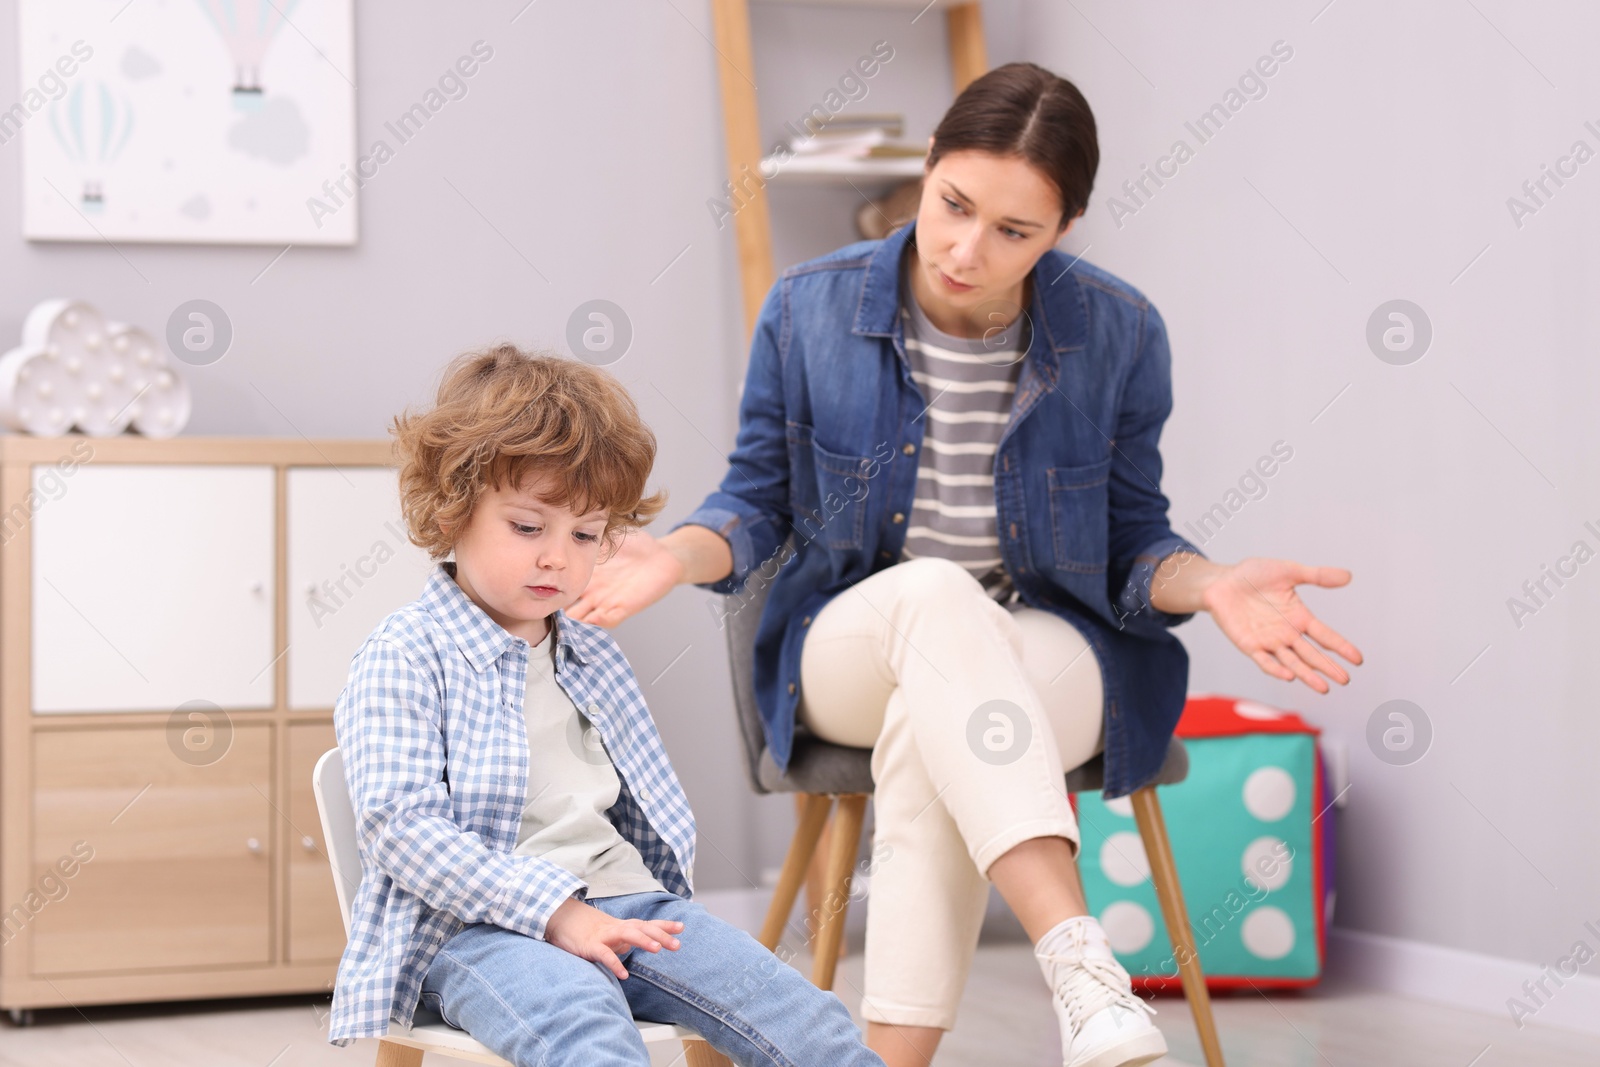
312, 747, 725, 1066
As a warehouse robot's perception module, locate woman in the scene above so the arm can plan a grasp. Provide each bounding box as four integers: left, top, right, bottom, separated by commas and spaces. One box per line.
570, 63, 1361, 1067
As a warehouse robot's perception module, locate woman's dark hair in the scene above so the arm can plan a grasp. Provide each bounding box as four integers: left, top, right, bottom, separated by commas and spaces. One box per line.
927, 62, 1098, 227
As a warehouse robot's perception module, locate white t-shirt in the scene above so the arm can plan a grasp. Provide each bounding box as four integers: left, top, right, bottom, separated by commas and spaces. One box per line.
512, 627, 665, 899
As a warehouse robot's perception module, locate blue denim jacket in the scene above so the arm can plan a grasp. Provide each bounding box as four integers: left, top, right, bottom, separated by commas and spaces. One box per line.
672, 221, 1205, 799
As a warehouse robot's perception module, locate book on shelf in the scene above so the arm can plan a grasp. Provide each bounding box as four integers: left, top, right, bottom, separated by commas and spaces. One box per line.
863, 144, 927, 158
800, 111, 903, 134
786, 113, 925, 161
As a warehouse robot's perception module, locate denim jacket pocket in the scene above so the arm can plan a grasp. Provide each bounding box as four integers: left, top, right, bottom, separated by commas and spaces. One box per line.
786, 421, 873, 550
1047, 459, 1111, 573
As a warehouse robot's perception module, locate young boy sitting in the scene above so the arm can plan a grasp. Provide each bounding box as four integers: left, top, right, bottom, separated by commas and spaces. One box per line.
325, 345, 884, 1066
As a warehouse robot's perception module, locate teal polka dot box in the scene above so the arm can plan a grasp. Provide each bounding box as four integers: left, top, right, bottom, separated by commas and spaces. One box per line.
1073, 694, 1345, 991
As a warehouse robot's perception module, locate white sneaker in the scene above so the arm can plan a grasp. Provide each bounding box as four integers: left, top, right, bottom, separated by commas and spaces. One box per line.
1035, 918, 1168, 1067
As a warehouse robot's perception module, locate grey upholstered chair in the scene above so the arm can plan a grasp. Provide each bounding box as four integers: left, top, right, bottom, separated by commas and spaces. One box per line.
722, 569, 1227, 1067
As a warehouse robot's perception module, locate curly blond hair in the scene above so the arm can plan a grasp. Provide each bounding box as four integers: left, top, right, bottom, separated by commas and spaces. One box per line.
391, 344, 667, 560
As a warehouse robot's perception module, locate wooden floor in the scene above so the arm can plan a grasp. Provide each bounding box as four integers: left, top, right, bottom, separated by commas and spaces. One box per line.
2, 938, 1596, 1066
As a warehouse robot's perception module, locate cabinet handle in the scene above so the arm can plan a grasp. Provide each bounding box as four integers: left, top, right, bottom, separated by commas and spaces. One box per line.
248, 580, 265, 596
301, 835, 317, 852
246, 837, 263, 854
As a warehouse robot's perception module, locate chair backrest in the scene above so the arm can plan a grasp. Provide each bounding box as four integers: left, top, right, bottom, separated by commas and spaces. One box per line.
312, 747, 362, 936
721, 553, 778, 795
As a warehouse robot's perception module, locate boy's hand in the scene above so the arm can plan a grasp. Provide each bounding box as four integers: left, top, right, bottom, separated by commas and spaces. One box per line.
544, 896, 683, 979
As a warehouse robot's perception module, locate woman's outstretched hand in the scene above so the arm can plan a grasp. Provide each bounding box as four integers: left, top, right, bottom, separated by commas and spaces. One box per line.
566, 529, 684, 628
1200, 557, 1363, 694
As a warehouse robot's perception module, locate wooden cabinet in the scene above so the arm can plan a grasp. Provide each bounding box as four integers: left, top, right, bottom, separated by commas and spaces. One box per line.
0, 436, 432, 1013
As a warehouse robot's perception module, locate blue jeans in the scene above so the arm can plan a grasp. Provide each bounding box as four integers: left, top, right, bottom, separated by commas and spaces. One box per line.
418, 891, 884, 1067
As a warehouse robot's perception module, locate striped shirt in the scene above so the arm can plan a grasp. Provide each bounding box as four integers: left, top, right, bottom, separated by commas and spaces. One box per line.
898, 265, 1028, 605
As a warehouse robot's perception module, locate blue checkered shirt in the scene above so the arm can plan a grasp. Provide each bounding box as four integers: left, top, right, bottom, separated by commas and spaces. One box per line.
326, 562, 697, 1046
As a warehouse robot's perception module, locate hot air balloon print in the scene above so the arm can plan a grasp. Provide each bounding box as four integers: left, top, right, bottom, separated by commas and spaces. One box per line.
194, 0, 302, 109
47, 80, 135, 211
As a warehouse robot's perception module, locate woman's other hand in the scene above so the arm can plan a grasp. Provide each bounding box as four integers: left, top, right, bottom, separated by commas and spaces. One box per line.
1200, 557, 1363, 694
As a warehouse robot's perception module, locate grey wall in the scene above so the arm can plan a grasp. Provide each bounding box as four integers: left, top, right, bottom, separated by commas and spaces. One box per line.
1010, 0, 1600, 968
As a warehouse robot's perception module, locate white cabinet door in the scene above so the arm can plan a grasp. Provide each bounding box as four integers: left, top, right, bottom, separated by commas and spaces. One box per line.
286, 467, 435, 710
32, 465, 276, 713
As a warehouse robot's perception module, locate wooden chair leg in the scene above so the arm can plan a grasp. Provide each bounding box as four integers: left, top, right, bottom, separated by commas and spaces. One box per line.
1129, 786, 1227, 1067
802, 795, 834, 954
373, 1040, 424, 1067
684, 1037, 736, 1067
760, 793, 834, 951
809, 793, 868, 991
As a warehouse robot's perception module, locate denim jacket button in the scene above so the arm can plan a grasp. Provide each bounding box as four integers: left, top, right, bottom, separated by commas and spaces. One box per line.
892, 512, 905, 524
902, 443, 915, 455
787, 682, 797, 695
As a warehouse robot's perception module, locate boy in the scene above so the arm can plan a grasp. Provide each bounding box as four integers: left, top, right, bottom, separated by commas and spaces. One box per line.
326, 345, 883, 1066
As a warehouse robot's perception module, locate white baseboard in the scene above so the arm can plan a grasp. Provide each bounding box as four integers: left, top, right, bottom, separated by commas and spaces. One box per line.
698, 889, 1600, 1038
1327, 926, 1600, 1037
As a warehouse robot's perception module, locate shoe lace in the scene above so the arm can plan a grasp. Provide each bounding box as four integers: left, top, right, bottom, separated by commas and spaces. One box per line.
1039, 948, 1158, 1038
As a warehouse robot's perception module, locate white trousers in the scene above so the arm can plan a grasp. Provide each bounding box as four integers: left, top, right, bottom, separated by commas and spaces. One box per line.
796, 556, 1106, 1029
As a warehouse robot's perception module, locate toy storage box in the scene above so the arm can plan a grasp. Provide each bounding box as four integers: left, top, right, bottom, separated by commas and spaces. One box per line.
1073, 695, 1345, 991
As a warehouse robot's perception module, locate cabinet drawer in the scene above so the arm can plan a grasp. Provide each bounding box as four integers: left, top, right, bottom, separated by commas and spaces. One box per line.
286, 467, 434, 709
285, 722, 346, 962
29, 724, 274, 975
31, 464, 276, 713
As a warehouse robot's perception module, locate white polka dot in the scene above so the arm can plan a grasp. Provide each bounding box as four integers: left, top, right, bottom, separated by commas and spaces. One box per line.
1099, 901, 1154, 954
1234, 700, 1284, 721
1242, 836, 1292, 892
1104, 796, 1133, 818
1241, 906, 1295, 959
1100, 832, 1150, 887
1243, 767, 1296, 822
